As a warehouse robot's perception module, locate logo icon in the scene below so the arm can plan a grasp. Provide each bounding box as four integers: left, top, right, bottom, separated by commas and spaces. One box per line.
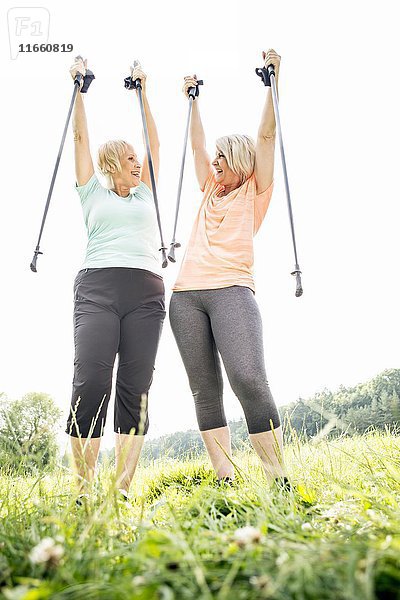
7, 7, 50, 59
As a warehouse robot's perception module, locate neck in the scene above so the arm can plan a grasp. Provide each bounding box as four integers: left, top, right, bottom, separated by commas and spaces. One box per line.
217, 181, 241, 197
111, 181, 131, 197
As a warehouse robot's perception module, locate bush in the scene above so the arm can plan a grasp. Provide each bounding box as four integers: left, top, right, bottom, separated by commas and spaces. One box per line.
0, 392, 62, 473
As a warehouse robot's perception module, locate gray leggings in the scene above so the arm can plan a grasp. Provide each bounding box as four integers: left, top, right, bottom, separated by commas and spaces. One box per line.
169, 286, 281, 434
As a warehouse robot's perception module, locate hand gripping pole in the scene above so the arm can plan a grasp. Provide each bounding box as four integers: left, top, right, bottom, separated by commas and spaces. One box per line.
168, 79, 203, 262
256, 64, 303, 297
124, 61, 168, 268
30, 55, 95, 272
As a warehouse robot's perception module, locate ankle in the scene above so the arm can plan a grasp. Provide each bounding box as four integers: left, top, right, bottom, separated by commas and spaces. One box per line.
118, 488, 129, 500
218, 476, 235, 486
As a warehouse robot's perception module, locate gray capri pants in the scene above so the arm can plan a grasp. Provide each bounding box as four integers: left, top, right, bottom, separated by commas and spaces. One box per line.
66, 267, 165, 438
169, 286, 281, 434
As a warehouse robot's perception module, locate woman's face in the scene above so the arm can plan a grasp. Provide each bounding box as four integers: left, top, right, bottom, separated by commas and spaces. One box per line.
117, 145, 142, 187
212, 150, 241, 189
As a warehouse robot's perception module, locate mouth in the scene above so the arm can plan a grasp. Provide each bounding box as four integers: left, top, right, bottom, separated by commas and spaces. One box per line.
215, 168, 223, 175
131, 171, 140, 178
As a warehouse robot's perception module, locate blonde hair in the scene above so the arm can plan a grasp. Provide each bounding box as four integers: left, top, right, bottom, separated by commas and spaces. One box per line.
216, 134, 256, 184
97, 140, 130, 185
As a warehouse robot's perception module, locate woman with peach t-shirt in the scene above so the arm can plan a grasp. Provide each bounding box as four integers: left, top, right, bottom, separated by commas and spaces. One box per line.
169, 49, 289, 488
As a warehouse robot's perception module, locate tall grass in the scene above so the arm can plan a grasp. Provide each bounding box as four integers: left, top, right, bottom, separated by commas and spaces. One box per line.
0, 430, 399, 599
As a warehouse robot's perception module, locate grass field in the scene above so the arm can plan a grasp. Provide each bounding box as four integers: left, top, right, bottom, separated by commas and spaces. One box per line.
0, 431, 399, 599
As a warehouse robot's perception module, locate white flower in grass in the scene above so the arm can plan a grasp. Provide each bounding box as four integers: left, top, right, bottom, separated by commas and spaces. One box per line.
276, 551, 289, 567
29, 537, 64, 566
301, 522, 313, 531
250, 575, 271, 591
321, 507, 339, 519
233, 526, 262, 547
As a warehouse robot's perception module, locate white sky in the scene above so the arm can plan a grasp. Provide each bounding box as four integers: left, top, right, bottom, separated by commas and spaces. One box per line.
1, 0, 399, 449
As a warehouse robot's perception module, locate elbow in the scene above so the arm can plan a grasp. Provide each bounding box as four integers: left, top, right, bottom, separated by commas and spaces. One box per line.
192, 142, 206, 154
73, 130, 84, 143
258, 132, 276, 143
147, 134, 160, 151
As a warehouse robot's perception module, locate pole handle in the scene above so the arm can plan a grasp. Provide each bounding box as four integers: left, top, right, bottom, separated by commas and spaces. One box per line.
73, 55, 95, 92
188, 79, 203, 99
255, 64, 275, 87
132, 59, 143, 90
74, 55, 83, 87
124, 59, 143, 90
124, 75, 142, 90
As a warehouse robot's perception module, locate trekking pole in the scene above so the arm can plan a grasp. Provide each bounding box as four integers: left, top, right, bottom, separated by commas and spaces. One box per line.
256, 63, 303, 297
168, 78, 203, 262
124, 61, 168, 268
30, 55, 95, 272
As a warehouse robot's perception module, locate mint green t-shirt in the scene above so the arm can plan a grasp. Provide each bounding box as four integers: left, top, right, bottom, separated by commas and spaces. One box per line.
76, 173, 161, 276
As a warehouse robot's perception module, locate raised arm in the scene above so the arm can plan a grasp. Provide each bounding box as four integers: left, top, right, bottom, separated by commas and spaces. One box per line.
183, 75, 211, 191
254, 49, 280, 194
70, 58, 94, 186
130, 65, 160, 188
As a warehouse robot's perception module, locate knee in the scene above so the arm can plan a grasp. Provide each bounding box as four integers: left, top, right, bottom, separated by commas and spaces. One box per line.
230, 373, 270, 400
193, 389, 226, 431
73, 361, 113, 391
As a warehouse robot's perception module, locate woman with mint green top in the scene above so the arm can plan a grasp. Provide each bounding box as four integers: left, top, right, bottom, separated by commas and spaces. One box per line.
65, 58, 165, 502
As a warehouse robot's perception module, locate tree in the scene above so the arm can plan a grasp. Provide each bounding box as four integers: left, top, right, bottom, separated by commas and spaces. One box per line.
0, 392, 62, 473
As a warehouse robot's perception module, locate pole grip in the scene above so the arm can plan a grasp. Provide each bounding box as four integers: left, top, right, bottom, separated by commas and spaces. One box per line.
255, 64, 275, 87
132, 59, 143, 90
73, 55, 95, 92
80, 69, 95, 93
188, 79, 203, 99
124, 75, 142, 90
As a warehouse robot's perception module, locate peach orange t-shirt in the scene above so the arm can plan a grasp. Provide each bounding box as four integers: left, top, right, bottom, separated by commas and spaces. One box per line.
172, 171, 273, 293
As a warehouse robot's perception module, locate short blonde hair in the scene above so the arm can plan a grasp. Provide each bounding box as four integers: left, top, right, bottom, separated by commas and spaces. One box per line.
216, 134, 256, 184
97, 140, 130, 183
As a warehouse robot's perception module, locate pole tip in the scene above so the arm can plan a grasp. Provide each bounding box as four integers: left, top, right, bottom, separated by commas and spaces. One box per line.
160, 247, 168, 268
